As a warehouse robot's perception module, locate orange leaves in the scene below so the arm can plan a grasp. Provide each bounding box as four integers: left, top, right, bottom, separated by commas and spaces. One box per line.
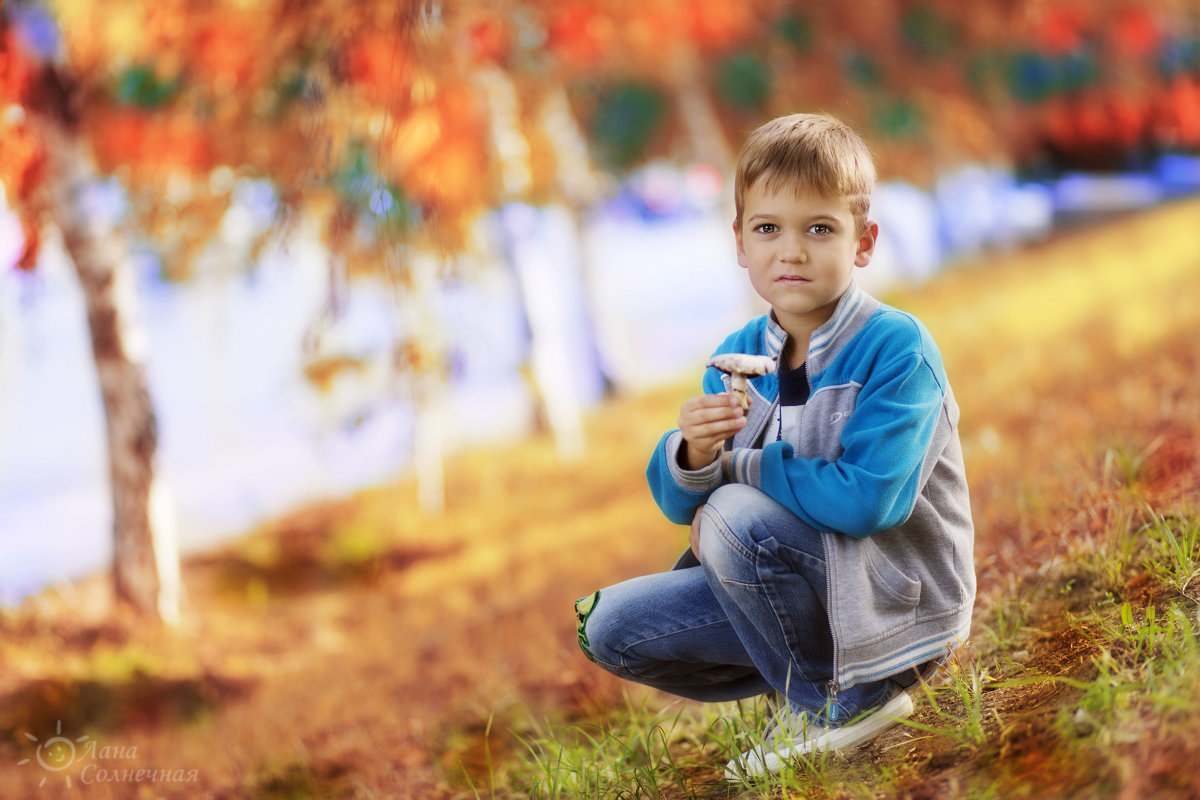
1033, 5, 1087, 54
189, 17, 260, 91
544, 0, 757, 73
683, 0, 757, 53
0, 120, 45, 271
389, 82, 489, 214
465, 17, 510, 66
346, 31, 413, 105
407, 138, 489, 212
91, 109, 214, 178
545, 3, 617, 71
0, 118, 45, 201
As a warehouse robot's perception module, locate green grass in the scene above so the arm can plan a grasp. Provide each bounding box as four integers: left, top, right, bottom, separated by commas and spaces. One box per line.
462, 472, 1200, 799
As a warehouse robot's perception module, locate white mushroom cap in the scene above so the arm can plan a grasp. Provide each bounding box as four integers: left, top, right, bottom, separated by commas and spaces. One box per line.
706, 354, 776, 377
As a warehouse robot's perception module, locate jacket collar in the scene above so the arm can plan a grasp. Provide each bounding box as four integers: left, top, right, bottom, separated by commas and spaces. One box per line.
764, 282, 875, 371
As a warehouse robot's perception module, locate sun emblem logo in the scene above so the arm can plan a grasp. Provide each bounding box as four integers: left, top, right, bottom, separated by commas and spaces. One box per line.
18, 720, 89, 789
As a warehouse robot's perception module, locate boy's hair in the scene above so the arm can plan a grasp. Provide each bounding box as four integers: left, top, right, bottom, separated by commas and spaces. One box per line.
733, 113, 876, 234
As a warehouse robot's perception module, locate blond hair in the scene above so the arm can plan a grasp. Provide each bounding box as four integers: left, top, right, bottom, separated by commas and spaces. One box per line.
733, 113, 876, 233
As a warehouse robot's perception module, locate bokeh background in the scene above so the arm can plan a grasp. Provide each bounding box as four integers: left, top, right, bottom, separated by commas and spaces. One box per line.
2, 1, 1200, 797
4, 0, 1200, 603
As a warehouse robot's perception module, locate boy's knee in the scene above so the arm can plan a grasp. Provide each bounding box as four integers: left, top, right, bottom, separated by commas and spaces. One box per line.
696, 484, 762, 566
575, 590, 622, 668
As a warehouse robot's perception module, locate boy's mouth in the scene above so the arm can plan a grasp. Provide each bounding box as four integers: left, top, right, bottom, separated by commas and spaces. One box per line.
776, 275, 811, 283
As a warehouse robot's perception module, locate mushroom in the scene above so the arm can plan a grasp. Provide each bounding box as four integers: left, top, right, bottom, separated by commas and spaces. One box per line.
706, 354, 776, 411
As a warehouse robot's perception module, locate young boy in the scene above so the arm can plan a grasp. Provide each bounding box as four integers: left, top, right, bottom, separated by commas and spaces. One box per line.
574, 113, 976, 779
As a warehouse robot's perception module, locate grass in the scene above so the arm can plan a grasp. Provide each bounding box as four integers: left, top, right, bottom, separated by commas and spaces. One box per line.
486, 490, 1200, 799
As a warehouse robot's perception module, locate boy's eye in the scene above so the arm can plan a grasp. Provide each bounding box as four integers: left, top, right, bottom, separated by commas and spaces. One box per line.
809, 224, 832, 235
754, 223, 778, 234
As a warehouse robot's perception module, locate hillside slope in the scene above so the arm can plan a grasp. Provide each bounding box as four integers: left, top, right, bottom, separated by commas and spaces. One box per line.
1, 198, 1198, 799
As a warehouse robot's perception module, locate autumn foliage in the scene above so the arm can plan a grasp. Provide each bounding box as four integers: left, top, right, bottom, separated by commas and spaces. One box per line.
4, 0, 1200, 271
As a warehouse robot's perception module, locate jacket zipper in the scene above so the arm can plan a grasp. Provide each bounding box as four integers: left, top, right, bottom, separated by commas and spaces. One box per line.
826, 554, 840, 707
752, 332, 788, 448
772, 321, 840, 705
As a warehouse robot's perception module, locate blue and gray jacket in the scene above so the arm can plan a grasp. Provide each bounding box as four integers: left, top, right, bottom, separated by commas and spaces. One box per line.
647, 284, 976, 690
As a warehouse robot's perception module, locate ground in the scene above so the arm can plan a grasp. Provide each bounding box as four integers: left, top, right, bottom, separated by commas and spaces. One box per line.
1, 198, 1198, 799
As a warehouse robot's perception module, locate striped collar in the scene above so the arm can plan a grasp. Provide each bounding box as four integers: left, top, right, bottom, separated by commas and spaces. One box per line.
763, 283, 870, 369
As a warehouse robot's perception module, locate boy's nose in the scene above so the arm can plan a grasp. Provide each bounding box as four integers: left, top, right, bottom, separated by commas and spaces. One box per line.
779, 247, 807, 264
779, 233, 807, 263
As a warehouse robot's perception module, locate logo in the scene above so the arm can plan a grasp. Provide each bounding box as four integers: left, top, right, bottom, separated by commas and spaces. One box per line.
16, 719, 199, 790
18, 720, 89, 789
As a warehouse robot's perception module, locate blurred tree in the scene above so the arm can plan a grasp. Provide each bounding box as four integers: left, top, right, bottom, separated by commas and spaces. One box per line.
4, 0, 1200, 618
2, 16, 180, 622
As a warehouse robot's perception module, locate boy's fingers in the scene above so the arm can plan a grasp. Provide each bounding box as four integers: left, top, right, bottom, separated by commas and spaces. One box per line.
683, 393, 742, 411
687, 418, 746, 444
681, 397, 745, 424
683, 406, 744, 426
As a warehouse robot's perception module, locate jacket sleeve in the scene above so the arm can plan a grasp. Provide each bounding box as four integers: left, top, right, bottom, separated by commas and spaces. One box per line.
723, 349, 946, 537
644, 363, 729, 525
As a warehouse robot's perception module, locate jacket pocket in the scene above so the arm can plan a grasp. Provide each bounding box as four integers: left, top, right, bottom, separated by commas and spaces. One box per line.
865, 543, 922, 608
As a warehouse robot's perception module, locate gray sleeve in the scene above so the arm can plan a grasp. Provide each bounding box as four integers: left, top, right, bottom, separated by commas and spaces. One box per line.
664, 430, 723, 494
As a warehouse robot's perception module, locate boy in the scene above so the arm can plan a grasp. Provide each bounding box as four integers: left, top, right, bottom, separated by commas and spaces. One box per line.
574, 113, 976, 779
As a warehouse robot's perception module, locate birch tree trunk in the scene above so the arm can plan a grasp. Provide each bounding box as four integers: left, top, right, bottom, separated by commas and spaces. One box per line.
41, 124, 180, 623
395, 249, 447, 514
477, 68, 593, 461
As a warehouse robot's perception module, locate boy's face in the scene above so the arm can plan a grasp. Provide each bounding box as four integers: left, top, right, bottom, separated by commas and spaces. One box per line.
734, 179, 877, 341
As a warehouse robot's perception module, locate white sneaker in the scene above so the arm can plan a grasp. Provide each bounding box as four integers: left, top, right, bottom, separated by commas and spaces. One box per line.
725, 689, 915, 781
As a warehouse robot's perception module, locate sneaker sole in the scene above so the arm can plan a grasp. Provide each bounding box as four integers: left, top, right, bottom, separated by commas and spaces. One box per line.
725, 690, 915, 781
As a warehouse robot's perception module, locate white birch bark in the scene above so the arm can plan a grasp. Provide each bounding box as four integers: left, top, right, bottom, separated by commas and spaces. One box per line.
478, 68, 588, 461
41, 125, 179, 622
396, 249, 446, 514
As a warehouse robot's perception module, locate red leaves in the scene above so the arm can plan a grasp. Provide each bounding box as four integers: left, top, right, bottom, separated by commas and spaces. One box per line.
1109, 7, 1161, 61
0, 28, 35, 105
1159, 77, 1200, 149
1, 29, 46, 270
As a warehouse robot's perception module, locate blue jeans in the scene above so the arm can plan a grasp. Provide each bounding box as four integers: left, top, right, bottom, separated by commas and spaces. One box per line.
579, 484, 923, 723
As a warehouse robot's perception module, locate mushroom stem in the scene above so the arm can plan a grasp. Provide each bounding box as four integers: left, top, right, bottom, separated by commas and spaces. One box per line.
729, 374, 750, 411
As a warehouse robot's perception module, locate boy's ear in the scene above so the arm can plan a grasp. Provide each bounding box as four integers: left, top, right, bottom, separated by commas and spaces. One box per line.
854, 221, 879, 268
733, 220, 748, 268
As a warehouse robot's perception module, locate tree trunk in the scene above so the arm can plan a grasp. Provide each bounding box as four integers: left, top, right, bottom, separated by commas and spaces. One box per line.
478, 69, 593, 461
42, 126, 179, 623
395, 249, 447, 514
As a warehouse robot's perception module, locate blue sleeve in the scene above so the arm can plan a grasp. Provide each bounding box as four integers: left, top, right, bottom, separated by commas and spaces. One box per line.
752, 351, 945, 537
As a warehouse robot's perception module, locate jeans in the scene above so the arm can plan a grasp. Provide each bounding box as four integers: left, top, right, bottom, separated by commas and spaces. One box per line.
579, 483, 925, 724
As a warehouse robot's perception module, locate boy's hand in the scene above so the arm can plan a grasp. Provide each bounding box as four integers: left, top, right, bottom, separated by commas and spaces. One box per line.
678, 393, 746, 470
